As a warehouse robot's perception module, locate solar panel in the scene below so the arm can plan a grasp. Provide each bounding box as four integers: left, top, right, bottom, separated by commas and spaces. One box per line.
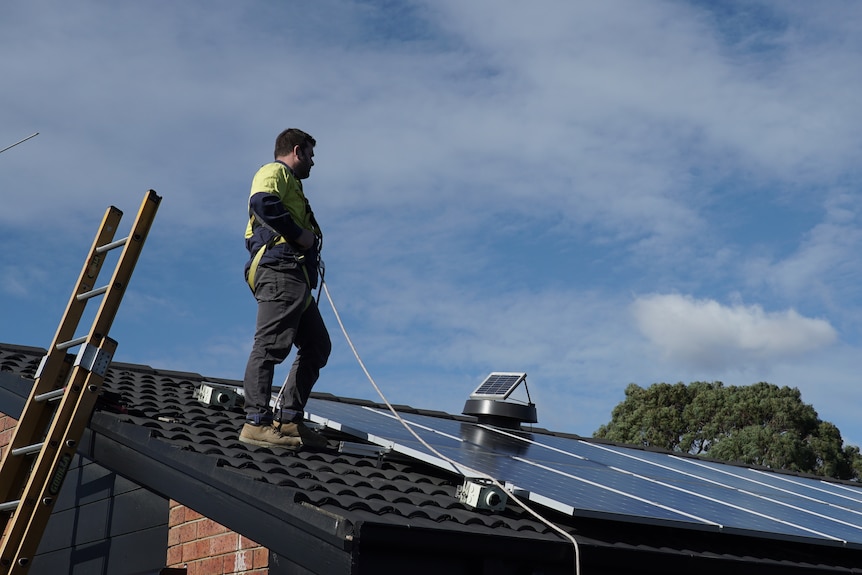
305, 398, 862, 549
470, 372, 527, 399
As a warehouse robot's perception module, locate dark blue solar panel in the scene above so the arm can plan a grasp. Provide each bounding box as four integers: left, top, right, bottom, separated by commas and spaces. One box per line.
621, 449, 862, 542
305, 399, 862, 547
531, 435, 862, 543
745, 469, 862, 510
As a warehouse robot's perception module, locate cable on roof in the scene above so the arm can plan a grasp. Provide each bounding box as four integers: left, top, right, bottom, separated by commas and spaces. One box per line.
321, 279, 581, 575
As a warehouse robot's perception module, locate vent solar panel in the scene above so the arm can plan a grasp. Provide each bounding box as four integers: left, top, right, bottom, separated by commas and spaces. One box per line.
470, 372, 527, 399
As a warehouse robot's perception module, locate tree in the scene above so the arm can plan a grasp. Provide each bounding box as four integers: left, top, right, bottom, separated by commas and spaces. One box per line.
594, 381, 862, 480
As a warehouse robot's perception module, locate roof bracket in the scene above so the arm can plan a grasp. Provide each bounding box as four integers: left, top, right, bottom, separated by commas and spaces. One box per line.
74, 342, 113, 377
338, 441, 391, 467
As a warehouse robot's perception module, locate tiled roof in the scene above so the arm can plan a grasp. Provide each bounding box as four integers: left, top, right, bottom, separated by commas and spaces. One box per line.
3, 341, 862, 574
0, 343, 558, 540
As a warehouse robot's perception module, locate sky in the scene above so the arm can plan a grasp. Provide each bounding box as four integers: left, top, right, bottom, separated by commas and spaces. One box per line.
1, 1, 861, 447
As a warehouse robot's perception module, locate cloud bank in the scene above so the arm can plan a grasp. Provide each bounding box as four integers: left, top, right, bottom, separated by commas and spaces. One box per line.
632, 293, 837, 371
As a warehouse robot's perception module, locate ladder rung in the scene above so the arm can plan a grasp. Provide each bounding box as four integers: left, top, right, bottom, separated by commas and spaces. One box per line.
56, 336, 87, 350
0, 499, 20, 513
95, 236, 129, 254
11, 443, 44, 457
76, 285, 109, 301
34, 388, 65, 402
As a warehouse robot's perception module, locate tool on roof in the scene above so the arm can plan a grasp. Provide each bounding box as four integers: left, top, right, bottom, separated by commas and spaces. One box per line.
194, 382, 241, 409
0, 190, 160, 573
456, 478, 508, 511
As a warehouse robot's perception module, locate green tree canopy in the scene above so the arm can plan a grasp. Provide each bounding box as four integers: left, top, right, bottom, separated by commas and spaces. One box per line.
594, 381, 862, 480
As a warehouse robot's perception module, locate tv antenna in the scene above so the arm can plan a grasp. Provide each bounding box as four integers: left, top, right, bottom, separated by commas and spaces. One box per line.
0, 132, 39, 156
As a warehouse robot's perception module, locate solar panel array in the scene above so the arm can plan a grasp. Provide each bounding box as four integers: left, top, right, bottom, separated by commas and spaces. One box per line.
306, 398, 862, 549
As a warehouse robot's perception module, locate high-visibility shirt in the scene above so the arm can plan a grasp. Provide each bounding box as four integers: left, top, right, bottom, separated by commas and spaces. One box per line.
244, 161, 322, 288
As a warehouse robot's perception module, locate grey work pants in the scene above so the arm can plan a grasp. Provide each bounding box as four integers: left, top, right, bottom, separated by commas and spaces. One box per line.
242, 261, 331, 422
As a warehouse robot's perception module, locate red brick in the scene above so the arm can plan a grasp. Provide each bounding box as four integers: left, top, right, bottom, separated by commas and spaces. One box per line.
209, 532, 240, 555
169, 502, 186, 525
197, 556, 224, 574
221, 552, 240, 574
0, 415, 16, 451
175, 521, 197, 543
182, 539, 210, 563
180, 542, 195, 563
168, 525, 182, 546
198, 518, 228, 538
166, 544, 183, 567
196, 538, 212, 561
253, 547, 269, 568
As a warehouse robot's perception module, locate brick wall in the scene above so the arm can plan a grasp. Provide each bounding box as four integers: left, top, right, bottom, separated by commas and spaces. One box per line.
0, 414, 15, 545
167, 500, 269, 575
0, 413, 16, 453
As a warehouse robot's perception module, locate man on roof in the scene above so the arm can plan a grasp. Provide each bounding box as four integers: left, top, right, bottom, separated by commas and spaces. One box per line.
239, 128, 331, 449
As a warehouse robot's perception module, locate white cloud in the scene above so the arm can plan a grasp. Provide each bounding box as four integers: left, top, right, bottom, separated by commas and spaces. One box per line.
745, 191, 862, 308
632, 293, 837, 370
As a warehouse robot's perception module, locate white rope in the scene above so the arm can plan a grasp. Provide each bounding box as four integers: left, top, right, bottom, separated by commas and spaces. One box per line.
321, 280, 581, 575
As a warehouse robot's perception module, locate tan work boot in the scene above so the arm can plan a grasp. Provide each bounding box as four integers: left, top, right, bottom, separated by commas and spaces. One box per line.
239, 423, 302, 449
276, 421, 329, 449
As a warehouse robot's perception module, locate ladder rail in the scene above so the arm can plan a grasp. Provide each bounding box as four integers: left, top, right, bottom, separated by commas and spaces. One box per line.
0, 206, 120, 507
2, 338, 118, 573
79, 191, 160, 341
0, 190, 161, 573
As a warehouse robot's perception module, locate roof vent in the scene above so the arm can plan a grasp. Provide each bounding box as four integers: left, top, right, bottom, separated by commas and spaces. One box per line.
462, 372, 537, 430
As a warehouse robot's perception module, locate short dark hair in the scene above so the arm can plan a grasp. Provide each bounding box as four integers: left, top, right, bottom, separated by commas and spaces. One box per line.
274, 128, 316, 159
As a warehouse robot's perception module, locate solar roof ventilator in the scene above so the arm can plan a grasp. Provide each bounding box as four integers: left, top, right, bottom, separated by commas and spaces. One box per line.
462, 372, 537, 430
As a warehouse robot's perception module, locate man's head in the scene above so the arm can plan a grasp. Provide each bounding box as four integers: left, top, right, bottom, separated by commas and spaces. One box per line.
274, 128, 316, 179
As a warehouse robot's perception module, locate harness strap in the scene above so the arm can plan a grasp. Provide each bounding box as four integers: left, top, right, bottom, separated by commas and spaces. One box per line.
246, 204, 318, 309
246, 242, 270, 293
246, 238, 314, 310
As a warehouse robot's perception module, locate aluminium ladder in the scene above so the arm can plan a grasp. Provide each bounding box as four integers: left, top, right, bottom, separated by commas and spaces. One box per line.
0, 190, 161, 573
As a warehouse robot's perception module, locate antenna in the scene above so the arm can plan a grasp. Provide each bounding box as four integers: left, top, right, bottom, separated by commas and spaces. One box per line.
0, 132, 39, 156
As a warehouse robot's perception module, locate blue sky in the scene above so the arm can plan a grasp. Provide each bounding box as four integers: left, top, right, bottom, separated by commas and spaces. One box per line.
2, 1, 861, 447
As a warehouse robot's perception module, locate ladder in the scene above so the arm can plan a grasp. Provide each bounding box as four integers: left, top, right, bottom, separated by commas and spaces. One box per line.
0, 190, 161, 573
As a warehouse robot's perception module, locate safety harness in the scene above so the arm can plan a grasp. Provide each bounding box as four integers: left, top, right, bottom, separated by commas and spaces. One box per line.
246, 206, 323, 307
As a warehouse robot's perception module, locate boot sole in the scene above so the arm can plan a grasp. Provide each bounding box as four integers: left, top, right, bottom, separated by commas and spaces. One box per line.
275, 424, 331, 449
298, 437, 331, 449
239, 435, 301, 450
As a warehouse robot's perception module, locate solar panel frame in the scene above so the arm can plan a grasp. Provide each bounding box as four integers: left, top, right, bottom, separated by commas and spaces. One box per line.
469, 372, 527, 399
747, 468, 862, 509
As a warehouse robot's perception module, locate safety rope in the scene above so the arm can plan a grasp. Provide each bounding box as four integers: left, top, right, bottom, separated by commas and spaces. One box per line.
321, 279, 581, 575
